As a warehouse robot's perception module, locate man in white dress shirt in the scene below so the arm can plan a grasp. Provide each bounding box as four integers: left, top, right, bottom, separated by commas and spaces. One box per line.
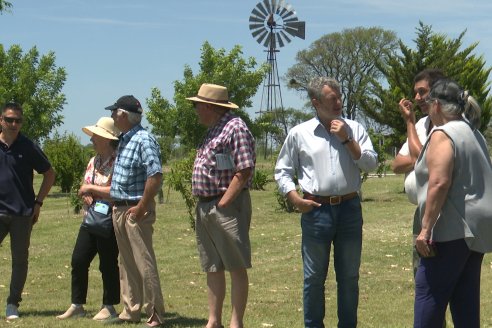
275, 77, 377, 328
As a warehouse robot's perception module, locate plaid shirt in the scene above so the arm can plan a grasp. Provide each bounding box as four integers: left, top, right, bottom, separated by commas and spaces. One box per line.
192, 112, 256, 197
110, 124, 162, 200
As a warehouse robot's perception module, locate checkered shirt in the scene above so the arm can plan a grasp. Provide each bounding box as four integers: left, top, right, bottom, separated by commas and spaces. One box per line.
192, 112, 255, 197
110, 124, 162, 200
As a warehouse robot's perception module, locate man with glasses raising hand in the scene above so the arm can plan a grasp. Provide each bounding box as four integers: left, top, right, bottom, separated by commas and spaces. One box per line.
0, 102, 55, 320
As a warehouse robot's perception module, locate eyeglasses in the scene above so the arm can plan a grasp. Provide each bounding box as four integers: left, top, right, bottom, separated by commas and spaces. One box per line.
2, 116, 23, 124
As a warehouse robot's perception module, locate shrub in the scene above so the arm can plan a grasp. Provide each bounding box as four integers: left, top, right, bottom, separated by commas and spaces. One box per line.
43, 132, 91, 193
252, 169, 269, 190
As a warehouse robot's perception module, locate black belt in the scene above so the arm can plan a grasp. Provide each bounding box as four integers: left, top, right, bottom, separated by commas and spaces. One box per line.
303, 192, 358, 205
113, 200, 140, 206
197, 194, 223, 203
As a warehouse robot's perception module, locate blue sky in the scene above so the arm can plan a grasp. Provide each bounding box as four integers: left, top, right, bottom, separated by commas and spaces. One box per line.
2, 0, 492, 144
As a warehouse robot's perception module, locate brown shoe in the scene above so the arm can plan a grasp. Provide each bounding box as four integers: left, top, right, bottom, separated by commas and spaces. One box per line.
56, 305, 86, 319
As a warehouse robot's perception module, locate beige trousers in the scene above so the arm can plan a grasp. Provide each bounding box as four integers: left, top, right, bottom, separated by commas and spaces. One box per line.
112, 201, 165, 323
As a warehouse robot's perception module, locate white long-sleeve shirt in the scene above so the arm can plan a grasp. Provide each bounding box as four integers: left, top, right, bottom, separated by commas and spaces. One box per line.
275, 117, 378, 196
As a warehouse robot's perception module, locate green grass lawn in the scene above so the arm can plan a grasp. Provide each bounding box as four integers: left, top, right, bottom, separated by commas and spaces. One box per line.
2, 174, 492, 327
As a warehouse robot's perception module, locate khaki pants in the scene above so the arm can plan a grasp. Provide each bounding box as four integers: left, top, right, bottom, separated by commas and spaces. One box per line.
112, 201, 165, 323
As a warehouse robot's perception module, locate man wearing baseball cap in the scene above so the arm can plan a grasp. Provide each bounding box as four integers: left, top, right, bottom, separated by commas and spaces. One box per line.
105, 95, 165, 327
187, 83, 256, 328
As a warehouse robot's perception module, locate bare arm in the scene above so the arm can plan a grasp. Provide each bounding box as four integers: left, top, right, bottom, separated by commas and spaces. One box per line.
32, 167, 55, 224
392, 99, 426, 174
415, 131, 454, 257
78, 184, 111, 199
391, 154, 416, 174
218, 167, 253, 208
129, 173, 163, 221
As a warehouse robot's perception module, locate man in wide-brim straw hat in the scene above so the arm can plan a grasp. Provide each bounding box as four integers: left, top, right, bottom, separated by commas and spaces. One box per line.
187, 83, 256, 328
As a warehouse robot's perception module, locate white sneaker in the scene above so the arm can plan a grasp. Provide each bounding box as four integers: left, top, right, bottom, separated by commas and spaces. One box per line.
6, 304, 19, 320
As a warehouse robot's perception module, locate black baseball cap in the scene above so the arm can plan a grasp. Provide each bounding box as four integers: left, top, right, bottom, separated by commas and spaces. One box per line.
105, 95, 143, 114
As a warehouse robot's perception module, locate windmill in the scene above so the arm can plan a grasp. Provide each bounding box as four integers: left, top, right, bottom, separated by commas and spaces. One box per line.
249, 0, 305, 155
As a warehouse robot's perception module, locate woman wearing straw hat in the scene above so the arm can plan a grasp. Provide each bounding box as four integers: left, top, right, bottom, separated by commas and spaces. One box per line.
57, 117, 120, 321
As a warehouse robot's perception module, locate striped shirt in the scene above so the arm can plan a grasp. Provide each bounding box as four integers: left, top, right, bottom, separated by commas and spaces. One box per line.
110, 124, 162, 200
192, 112, 255, 197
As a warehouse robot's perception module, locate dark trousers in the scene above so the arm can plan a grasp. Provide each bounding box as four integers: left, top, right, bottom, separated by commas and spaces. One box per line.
71, 225, 120, 305
0, 215, 33, 307
414, 239, 483, 328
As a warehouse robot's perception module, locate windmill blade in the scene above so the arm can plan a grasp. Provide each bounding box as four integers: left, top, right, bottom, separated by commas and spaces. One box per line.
250, 7, 267, 20
271, 0, 278, 13
285, 20, 305, 39
277, 33, 285, 48
249, 23, 265, 32
255, 1, 270, 17
280, 8, 295, 20
276, 0, 287, 14
251, 26, 267, 38
257, 29, 270, 45
249, 15, 265, 24
279, 30, 291, 44
283, 15, 299, 23
263, 32, 273, 48
263, 0, 273, 15
276, 5, 288, 17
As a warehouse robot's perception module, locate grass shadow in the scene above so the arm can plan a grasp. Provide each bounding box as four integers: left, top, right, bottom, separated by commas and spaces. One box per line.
163, 312, 207, 327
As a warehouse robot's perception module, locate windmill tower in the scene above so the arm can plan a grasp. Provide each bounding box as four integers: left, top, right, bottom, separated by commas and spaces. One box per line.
249, 0, 305, 155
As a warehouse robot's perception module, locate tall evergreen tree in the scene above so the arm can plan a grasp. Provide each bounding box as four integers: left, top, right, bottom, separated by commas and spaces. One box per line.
363, 22, 491, 147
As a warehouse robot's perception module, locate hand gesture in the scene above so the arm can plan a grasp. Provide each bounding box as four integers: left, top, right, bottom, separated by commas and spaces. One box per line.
399, 98, 415, 124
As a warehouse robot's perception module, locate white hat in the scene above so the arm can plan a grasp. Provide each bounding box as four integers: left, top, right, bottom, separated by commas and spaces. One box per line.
82, 117, 120, 140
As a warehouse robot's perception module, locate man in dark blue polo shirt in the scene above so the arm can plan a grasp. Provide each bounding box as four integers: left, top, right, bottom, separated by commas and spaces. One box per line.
0, 102, 55, 320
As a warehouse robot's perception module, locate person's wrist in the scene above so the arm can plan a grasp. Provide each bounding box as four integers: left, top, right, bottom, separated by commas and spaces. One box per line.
34, 199, 43, 207
342, 137, 353, 145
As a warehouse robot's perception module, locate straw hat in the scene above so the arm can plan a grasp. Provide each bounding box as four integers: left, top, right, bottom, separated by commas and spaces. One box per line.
82, 117, 120, 140
186, 83, 238, 109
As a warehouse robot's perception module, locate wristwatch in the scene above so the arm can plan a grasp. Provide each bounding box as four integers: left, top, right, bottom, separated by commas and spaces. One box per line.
34, 199, 43, 207
342, 137, 353, 145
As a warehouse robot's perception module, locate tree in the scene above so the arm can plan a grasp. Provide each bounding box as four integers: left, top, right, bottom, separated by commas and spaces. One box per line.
147, 41, 268, 154
254, 107, 313, 155
147, 42, 267, 224
363, 22, 492, 147
43, 132, 91, 193
286, 27, 398, 120
0, 45, 67, 142
0, 0, 12, 13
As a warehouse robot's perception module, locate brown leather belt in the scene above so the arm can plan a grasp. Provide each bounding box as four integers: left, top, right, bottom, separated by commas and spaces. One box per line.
303, 192, 358, 205
113, 200, 140, 206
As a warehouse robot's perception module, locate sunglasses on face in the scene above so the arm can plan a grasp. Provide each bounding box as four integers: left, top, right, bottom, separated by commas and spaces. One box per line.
2, 116, 23, 124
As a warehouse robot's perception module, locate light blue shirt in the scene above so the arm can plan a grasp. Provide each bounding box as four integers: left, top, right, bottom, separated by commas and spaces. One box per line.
275, 117, 377, 196
111, 124, 162, 200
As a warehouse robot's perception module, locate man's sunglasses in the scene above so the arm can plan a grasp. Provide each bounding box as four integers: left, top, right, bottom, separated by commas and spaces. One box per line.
2, 116, 23, 124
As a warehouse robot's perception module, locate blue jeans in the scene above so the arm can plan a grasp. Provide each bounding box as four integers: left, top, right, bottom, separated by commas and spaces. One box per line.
301, 197, 362, 328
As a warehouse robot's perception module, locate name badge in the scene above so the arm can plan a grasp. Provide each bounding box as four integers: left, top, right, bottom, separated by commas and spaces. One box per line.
93, 201, 110, 215
216, 153, 234, 170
